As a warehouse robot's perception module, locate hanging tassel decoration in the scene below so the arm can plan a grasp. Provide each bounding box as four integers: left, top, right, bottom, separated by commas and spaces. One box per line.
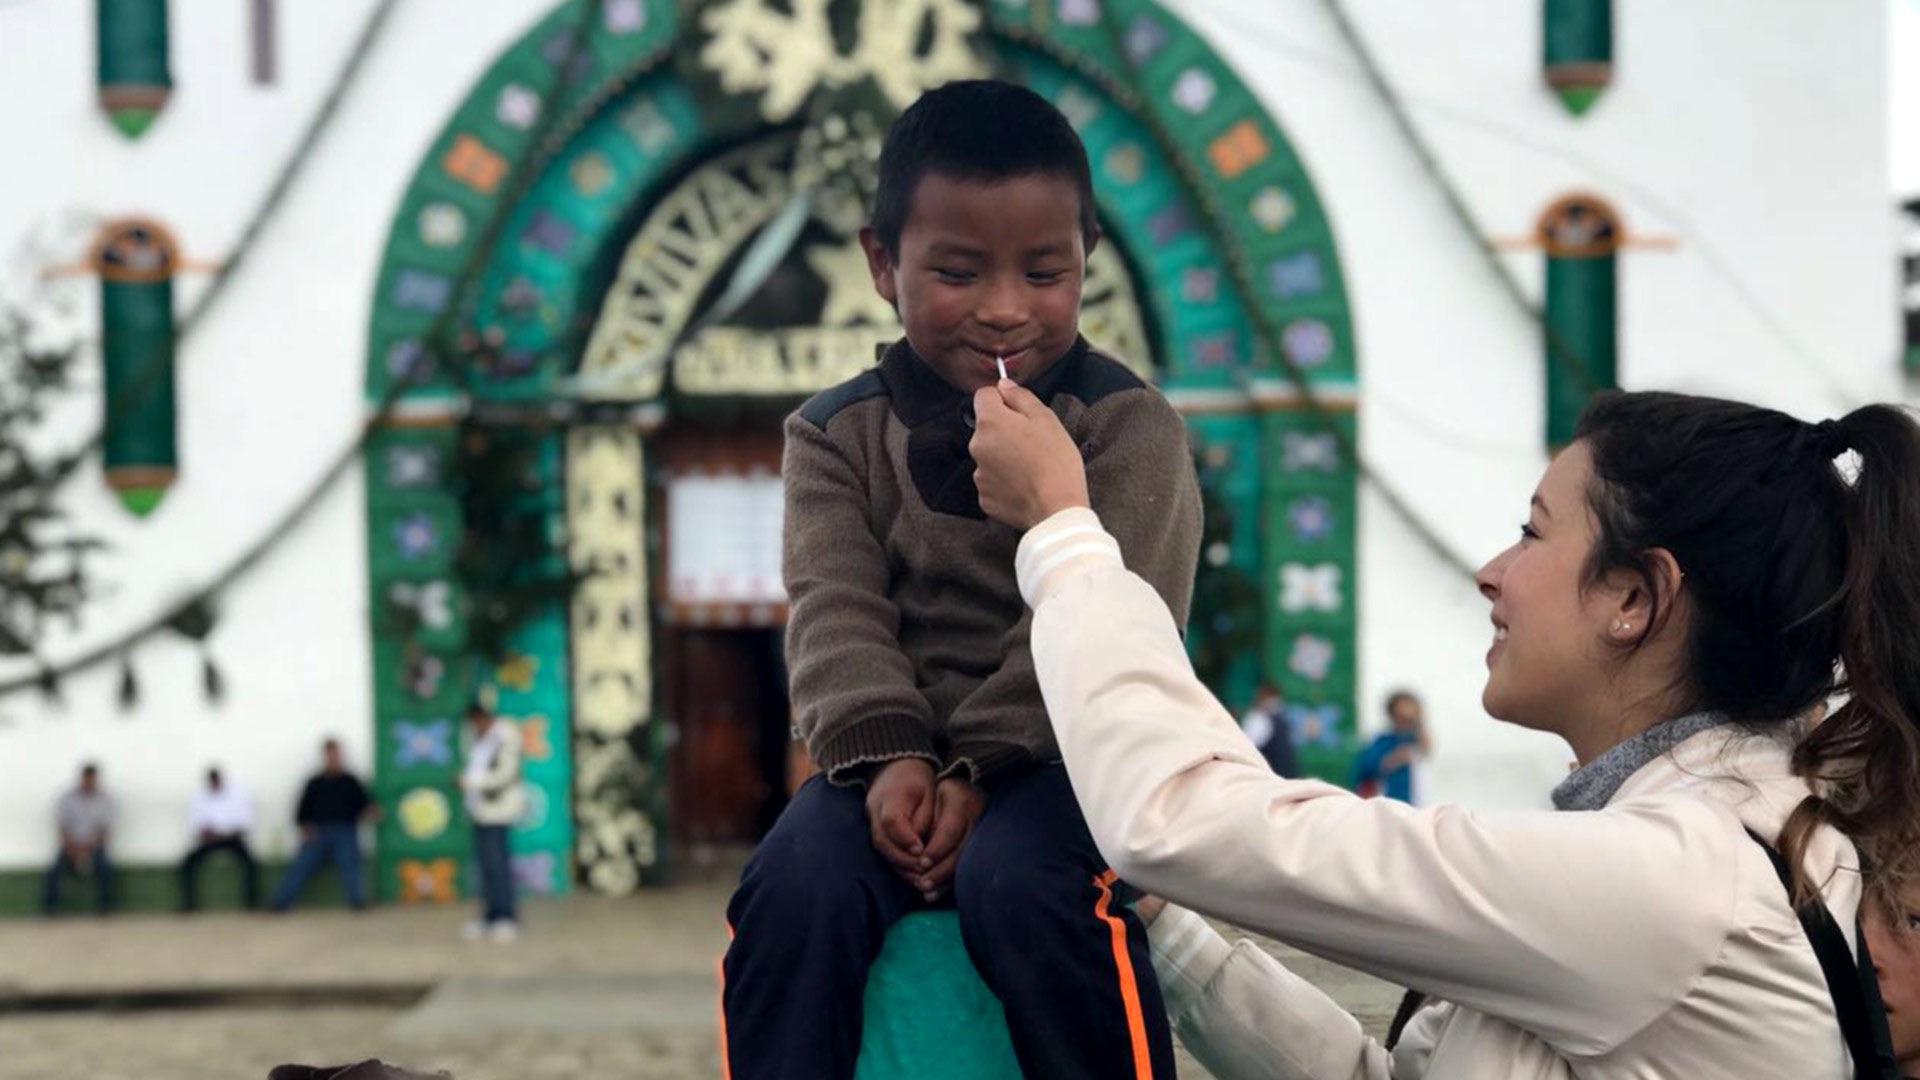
117, 653, 140, 711
201, 649, 225, 704
37, 667, 63, 705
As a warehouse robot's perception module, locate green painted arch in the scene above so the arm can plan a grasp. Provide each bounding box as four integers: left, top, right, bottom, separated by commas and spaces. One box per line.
365, 0, 1357, 401
363, 0, 1365, 892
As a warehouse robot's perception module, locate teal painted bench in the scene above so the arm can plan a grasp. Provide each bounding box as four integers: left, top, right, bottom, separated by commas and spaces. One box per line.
855, 911, 1022, 1079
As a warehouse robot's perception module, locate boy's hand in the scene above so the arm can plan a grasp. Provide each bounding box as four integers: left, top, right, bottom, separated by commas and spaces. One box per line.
915, 777, 985, 902
971, 381, 1090, 530
865, 758, 936, 880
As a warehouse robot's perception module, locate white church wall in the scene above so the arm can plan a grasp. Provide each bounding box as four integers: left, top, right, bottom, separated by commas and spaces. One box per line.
0, 0, 552, 865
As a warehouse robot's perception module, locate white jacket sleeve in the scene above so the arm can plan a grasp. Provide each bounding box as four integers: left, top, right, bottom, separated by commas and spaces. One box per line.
1017, 510, 1741, 1059
1149, 905, 1395, 1080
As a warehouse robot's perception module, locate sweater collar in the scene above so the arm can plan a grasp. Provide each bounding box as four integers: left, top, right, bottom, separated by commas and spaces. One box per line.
1551, 711, 1734, 811
877, 336, 1092, 428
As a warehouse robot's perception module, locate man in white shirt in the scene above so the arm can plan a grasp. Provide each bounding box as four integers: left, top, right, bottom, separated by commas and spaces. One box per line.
179, 767, 259, 911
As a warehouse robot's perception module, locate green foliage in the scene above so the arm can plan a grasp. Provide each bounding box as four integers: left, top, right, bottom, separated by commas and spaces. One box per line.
0, 309, 101, 657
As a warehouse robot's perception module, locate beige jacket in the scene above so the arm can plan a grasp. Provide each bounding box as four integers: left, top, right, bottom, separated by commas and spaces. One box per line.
462, 721, 526, 827
1017, 508, 1861, 1080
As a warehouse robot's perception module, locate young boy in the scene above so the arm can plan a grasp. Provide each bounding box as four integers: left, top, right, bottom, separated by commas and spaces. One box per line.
722, 79, 1202, 1078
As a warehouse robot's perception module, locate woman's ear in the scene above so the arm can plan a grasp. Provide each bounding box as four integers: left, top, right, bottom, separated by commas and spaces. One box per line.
1609, 548, 1684, 643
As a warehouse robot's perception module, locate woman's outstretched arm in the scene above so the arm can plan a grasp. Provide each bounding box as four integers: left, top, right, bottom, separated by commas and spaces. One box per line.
1014, 508, 1736, 1059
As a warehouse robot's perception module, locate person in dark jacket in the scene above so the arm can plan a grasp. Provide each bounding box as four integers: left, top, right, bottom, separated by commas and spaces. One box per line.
270, 738, 378, 911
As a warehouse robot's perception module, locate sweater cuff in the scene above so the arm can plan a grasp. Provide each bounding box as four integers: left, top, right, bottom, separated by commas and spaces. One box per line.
1146, 905, 1236, 1021
814, 716, 938, 787
1016, 507, 1124, 610
939, 742, 1033, 789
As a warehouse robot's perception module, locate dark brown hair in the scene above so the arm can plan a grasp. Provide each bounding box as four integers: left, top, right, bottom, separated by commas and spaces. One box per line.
1574, 391, 1920, 907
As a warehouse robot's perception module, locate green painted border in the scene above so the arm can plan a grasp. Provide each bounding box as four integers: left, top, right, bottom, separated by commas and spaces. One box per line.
2, 859, 351, 918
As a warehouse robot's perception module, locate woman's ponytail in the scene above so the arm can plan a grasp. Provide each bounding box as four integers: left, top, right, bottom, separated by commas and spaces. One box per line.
1783, 404, 1920, 908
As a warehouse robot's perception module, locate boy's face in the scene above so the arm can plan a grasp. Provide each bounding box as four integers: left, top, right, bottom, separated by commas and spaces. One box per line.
861, 172, 1094, 393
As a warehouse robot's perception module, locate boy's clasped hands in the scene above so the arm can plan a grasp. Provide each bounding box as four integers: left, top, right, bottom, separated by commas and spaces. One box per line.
865, 758, 983, 902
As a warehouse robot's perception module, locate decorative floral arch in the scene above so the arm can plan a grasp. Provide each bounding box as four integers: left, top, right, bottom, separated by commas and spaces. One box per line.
363, 0, 1360, 895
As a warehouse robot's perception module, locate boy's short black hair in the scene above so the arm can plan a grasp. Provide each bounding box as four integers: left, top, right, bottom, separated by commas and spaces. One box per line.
871, 79, 1099, 258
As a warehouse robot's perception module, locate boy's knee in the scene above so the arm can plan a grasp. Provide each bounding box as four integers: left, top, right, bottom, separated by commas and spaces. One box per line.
735, 828, 884, 920
955, 850, 1079, 927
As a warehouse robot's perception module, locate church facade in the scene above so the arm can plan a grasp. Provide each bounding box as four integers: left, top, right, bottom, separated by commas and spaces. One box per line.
0, 0, 1895, 906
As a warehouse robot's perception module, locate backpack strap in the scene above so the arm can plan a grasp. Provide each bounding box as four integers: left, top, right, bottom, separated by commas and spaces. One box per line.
1744, 829, 1903, 1079
1384, 989, 1428, 1052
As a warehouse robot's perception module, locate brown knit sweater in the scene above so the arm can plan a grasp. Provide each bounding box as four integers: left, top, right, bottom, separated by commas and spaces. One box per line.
783, 336, 1202, 788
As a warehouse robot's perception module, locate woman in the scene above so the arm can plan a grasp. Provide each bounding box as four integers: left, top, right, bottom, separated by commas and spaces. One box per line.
968, 385, 1920, 1078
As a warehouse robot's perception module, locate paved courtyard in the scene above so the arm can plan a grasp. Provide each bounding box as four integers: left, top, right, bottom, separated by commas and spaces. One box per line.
0, 872, 1403, 1080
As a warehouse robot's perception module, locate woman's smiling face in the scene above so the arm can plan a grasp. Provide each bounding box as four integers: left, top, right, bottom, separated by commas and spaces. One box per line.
1474, 443, 1633, 740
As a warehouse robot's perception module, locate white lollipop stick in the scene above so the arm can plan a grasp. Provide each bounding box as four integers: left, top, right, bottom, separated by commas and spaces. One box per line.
996, 355, 1008, 381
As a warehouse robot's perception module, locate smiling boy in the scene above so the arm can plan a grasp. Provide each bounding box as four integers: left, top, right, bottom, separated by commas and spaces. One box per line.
719, 80, 1202, 1078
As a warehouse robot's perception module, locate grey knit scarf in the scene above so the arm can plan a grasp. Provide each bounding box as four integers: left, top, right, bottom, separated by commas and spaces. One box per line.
1551, 711, 1733, 812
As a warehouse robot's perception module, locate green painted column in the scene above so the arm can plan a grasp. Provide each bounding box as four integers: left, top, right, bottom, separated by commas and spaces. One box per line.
99, 265, 179, 516
1543, 252, 1617, 448
97, 0, 172, 138
1543, 0, 1612, 116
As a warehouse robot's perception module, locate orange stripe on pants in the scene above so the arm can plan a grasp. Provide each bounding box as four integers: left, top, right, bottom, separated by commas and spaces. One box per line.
1092, 869, 1155, 1080
717, 922, 735, 1080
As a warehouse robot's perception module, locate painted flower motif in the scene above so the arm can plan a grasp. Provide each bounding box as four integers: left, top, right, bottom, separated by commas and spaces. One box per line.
397, 857, 458, 903
1171, 68, 1216, 114
1288, 633, 1336, 682
1287, 704, 1344, 748
619, 100, 678, 154
496, 83, 542, 129
1124, 13, 1169, 63
398, 787, 452, 841
385, 445, 440, 488
417, 203, 466, 249
1268, 252, 1325, 300
1104, 142, 1145, 186
518, 714, 554, 761
393, 513, 439, 562
604, 0, 646, 33
404, 655, 446, 700
392, 270, 451, 312
1057, 0, 1100, 25
1182, 267, 1220, 305
394, 719, 453, 768
1281, 432, 1340, 472
495, 652, 538, 692
512, 851, 558, 893
569, 151, 614, 197
1282, 319, 1336, 369
514, 784, 551, 834
1146, 204, 1196, 245
385, 339, 432, 382
1251, 186, 1297, 233
1189, 330, 1239, 370
1286, 495, 1336, 543
1278, 562, 1343, 613
391, 581, 455, 630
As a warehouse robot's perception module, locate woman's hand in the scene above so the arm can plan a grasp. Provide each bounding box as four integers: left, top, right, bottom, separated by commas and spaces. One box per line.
971, 380, 1091, 530
1134, 893, 1168, 926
